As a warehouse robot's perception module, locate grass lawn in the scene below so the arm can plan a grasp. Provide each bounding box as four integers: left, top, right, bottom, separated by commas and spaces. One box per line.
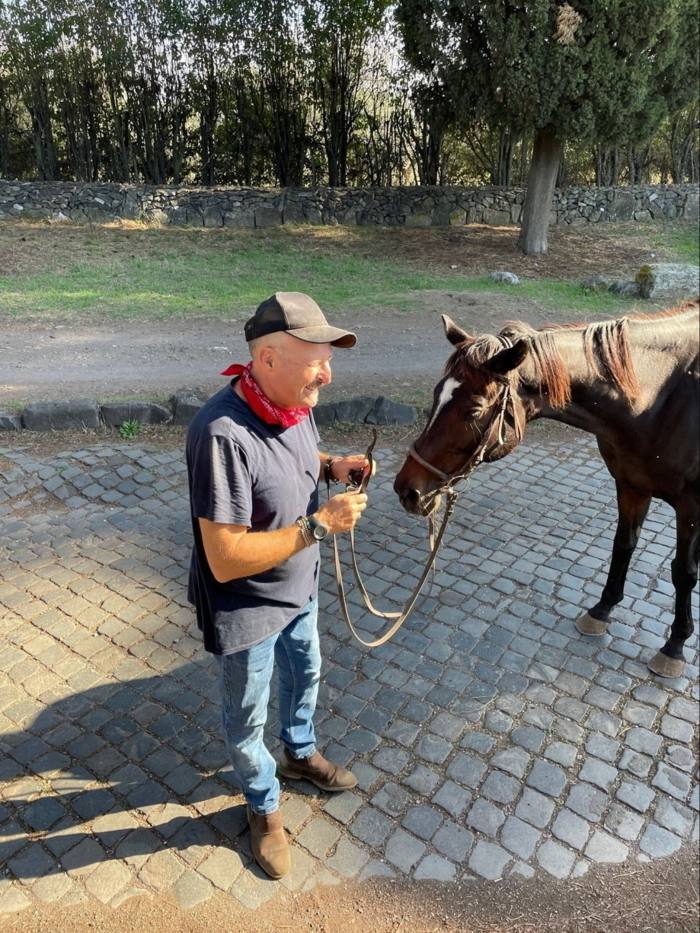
0, 219, 696, 321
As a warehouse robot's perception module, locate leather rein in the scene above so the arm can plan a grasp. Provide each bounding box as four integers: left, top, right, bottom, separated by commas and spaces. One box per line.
331, 374, 517, 648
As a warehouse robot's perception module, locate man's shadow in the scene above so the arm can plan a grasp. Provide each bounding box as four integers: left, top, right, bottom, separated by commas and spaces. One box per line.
0, 658, 320, 882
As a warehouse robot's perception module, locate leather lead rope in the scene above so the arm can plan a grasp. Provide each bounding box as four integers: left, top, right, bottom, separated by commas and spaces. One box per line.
332, 488, 458, 648
329, 378, 516, 648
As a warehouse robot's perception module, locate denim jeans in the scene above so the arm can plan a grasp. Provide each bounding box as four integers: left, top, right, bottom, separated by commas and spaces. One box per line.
217, 598, 320, 815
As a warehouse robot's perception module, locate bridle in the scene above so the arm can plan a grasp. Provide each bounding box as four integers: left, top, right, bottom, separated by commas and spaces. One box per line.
332, 355, 520, 648
407, 377, 517, 491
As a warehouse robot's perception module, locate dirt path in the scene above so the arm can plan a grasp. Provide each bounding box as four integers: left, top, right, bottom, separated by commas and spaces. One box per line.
4, 847, 698, 933
0, 291, 661, 408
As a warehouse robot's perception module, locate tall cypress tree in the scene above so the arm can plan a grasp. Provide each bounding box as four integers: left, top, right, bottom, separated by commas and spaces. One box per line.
396, 0, 699, 253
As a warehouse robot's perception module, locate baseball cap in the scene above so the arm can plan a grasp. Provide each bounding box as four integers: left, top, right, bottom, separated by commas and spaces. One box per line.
244, 292, 356, 348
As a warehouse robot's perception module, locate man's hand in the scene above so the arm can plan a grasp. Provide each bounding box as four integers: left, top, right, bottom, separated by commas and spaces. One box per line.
315, 490, 368, 534
330, 454, 376, 487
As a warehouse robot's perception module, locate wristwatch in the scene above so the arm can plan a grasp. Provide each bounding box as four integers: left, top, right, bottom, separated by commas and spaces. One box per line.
308, 514, 329, 541
296, 514, 329, 545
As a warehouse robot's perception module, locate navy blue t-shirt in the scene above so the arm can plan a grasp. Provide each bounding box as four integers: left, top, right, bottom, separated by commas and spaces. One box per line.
186, 381, 321, 654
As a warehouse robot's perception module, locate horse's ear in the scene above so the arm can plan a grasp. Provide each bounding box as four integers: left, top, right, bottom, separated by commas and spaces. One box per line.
442, 314, 470, 346
486, 339, 528, 375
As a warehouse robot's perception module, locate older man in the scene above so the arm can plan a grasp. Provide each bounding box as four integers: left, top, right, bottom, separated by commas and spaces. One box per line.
186, 292, 369, 879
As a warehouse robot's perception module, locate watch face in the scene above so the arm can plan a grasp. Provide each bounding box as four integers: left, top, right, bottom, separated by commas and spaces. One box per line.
309, 517, 328, 540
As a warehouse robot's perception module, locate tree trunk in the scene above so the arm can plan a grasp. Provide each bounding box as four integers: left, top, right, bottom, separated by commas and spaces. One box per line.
496, 127, 513, 185
518, 126, 562, 255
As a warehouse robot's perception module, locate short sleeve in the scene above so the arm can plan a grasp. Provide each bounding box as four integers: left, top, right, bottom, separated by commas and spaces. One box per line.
190, 434, 252, 526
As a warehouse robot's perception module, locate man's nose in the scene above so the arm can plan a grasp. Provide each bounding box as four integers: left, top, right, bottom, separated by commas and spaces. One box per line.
318, 361, 332, 384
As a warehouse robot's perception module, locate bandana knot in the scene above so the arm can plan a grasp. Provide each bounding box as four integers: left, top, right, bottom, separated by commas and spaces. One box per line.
220, 363, 309, 428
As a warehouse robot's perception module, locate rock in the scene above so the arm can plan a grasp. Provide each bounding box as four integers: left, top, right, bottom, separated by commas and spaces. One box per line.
223, 210, 255, 228
481, 208, 512, 226
170, 389, 207, 426
405, 212, 433, 228
646, 263, 699, 298
608, 281, 642, 297
101, 401, 172, 427
490, 271, 520, 285
22, 399, 100, 431
0, 413, 21, 431
581, 275, 610, 293
609, 190, 635, 221
203, 206, 223, 228
685, 189, 699, 222
366, 397, 416, 426
314, 396, 415, 426
254, 207, 282, 228
315, 396, 375, 426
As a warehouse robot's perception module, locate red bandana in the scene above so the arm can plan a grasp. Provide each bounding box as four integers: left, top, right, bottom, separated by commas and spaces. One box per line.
220, 363, 309, 428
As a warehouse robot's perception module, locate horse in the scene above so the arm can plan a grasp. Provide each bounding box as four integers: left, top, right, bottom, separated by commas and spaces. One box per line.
394, 298, 700, 679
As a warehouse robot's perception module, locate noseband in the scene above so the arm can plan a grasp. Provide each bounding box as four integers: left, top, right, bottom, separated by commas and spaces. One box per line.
408, 378, 517, 489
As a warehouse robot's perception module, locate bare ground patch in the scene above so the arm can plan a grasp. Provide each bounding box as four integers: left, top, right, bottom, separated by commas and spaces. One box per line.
0, 218, 682, 281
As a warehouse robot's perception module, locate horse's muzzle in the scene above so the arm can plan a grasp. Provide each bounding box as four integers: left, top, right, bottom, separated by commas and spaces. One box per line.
394, 479, 441, 517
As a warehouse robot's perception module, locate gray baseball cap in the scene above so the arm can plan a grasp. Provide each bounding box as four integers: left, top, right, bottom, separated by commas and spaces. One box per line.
244, 292, 356, 348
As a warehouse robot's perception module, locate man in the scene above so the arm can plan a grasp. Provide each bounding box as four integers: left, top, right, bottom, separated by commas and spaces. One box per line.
186, 292, 369, 880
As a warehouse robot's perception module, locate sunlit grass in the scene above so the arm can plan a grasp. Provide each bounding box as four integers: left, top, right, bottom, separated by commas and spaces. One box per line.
0, 240, 646, 320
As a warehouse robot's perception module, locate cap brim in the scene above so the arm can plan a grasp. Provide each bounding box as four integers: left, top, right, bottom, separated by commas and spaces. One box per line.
287, 325, 357, 348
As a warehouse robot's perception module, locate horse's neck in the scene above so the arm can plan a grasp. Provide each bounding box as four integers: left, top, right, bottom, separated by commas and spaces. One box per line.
522, 310, 698, 435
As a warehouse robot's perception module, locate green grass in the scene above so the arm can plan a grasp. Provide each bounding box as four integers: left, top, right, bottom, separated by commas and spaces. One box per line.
0, 239, 645, 320
442, 275, 640, 315
0, 246, 462, 317
655, 225, 700, 265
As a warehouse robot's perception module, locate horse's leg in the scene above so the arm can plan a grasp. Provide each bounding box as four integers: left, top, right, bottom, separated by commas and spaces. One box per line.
576, 482, 651, 636
648, 500, 699, 679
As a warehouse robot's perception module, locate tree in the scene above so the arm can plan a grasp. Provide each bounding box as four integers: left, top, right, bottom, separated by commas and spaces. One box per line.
396, 0, 700, 253
303, 0, 387, 186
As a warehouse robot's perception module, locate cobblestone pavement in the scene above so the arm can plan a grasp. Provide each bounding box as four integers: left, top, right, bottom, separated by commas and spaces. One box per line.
0, 432, 698, 915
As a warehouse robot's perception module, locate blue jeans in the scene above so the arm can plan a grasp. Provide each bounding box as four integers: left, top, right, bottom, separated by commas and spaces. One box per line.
217, 598, 320, 815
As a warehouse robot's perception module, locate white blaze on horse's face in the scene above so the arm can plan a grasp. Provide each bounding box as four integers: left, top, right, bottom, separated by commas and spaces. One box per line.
426, 377, 461, 431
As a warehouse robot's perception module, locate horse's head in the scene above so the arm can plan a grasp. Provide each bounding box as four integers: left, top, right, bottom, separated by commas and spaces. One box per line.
394, 314, 529, 515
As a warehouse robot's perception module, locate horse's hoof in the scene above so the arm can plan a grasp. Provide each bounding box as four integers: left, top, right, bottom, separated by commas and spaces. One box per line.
575, 612, 608, 636
648, 651, 685, 679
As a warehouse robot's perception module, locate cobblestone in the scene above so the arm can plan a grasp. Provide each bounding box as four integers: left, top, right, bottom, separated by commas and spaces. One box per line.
552, 809, 591, 850
0, 437, 697, 912
468, 841, 511, 880
536, 840, 576, 879
585, 830, 629, 863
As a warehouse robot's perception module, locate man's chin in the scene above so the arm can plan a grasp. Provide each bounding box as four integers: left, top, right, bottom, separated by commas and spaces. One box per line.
302, 388, 321, 407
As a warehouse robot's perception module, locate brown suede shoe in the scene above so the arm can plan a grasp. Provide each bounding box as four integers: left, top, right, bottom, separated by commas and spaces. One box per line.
278, 748, 358, 792
246, 806, 291, 879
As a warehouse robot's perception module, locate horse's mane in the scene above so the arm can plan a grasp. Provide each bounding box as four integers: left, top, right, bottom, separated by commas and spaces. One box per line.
442, 300, 700, 409
445, 326, 574, 409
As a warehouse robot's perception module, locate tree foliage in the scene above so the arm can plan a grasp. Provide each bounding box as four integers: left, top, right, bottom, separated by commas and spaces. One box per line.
0, 0, 697, 189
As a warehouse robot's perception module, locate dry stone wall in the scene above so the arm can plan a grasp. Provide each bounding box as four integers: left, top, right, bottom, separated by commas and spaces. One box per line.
1, 180, 697, 228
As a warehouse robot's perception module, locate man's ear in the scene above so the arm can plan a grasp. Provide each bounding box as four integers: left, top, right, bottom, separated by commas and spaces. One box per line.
485, 339, 528, 375
442, 314, 470, 347
258, 345, 276, 369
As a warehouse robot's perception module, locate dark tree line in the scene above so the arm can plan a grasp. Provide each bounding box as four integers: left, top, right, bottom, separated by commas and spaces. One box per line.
1, 0, 698, 197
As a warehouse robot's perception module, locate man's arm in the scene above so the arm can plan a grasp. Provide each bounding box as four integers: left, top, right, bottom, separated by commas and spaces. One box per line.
199, 489, 369, 583
199, 519, 307, 583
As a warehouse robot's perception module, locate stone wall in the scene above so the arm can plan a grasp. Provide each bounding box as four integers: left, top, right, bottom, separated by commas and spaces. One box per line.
1, 179, 697, 228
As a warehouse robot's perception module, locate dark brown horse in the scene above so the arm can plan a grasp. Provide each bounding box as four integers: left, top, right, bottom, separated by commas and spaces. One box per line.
394, 299, 700, 679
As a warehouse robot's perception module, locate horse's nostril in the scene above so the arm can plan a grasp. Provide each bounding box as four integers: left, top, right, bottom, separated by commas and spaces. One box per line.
403, 487, 420, 508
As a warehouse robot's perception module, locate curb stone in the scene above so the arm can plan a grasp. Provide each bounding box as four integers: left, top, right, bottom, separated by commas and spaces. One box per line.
0, 392, 418, 432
